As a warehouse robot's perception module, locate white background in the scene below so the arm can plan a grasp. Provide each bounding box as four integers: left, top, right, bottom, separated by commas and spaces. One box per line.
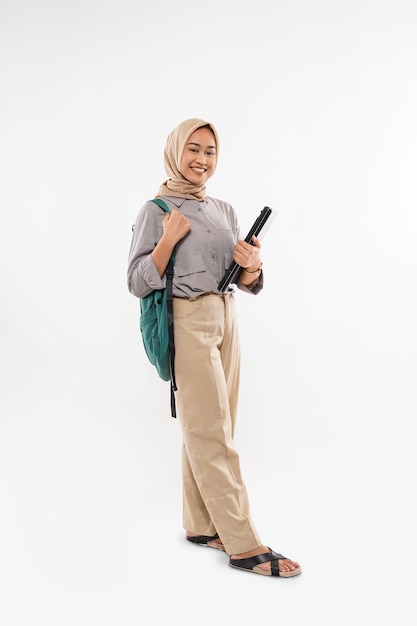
1, 0, 416, 624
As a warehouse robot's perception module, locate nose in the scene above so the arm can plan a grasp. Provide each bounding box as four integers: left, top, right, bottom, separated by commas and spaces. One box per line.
195, 152, 207, 165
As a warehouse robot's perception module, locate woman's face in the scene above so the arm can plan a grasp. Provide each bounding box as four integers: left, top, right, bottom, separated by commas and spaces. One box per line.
180, 127, 217, 185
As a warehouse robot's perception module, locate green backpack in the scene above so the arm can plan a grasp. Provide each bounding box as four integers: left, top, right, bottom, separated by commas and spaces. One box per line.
139, 198, 177, 417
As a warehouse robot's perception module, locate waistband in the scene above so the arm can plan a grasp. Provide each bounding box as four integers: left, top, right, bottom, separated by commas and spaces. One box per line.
174, 292, 234, 302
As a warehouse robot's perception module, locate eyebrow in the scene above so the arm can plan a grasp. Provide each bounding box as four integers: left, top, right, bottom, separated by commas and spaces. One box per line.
187, 141, 217, 149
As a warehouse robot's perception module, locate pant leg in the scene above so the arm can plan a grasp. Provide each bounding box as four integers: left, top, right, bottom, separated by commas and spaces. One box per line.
173, 293, 261, 555
181, 442, 217, 535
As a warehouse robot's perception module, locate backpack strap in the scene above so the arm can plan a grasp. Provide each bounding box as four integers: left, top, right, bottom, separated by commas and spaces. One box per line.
150, 198, 177, 418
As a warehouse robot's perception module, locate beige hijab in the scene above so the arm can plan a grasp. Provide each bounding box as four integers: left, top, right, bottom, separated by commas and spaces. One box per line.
157, 118, 219, 200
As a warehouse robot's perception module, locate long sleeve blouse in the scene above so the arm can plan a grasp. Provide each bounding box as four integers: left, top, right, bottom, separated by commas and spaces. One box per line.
127, 195, 263, 299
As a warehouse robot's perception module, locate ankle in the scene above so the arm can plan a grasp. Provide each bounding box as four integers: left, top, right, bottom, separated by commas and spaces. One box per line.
232, 545, 269, 559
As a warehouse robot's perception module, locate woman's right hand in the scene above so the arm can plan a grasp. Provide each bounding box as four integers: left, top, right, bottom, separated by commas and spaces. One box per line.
151, 208, 191, 277
163, 208, 191, 246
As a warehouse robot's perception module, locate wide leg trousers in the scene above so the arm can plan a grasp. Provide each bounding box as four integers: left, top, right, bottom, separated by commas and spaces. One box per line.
173, 293, 261, 555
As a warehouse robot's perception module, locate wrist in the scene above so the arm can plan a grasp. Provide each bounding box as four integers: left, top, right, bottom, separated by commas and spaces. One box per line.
244, 262, 262, 274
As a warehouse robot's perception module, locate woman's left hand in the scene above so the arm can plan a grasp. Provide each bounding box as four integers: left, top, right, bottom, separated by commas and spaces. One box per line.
233, 235, 262, 272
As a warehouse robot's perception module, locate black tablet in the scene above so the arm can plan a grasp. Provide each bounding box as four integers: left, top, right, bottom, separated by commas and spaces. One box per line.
218, 206, 274, 292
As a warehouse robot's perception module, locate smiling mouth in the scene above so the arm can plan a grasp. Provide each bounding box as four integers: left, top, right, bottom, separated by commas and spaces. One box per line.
191, 167, 206, 173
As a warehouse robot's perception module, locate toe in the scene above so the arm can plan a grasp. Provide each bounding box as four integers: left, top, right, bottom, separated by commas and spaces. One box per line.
279, 558, 301, 574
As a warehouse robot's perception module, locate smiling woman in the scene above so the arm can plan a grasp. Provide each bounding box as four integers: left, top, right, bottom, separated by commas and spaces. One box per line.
127, 117, 301, 578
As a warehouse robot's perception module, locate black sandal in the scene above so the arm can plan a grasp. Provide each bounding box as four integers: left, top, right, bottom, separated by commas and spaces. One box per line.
229, 549, 301, 577
186, 533, 225, 551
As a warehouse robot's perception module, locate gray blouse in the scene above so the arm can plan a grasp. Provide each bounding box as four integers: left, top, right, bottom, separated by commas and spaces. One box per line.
127, 195, 263, 299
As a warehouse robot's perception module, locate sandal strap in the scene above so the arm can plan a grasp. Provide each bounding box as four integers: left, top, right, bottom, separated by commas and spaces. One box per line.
187, 533, 220, 545
230, 550, 286, 576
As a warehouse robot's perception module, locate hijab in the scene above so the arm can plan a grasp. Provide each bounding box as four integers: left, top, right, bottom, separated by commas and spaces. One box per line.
156, 118, 219, 201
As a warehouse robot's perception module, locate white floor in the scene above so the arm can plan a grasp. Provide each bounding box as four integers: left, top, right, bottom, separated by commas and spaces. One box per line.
1, 350, 415, 626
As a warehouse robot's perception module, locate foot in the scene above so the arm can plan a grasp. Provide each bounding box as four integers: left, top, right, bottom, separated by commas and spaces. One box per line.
186, 531, 225, 550
230, 544, 301, 577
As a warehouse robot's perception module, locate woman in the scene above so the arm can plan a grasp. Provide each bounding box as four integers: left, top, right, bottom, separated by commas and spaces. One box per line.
127, 118, 301, 578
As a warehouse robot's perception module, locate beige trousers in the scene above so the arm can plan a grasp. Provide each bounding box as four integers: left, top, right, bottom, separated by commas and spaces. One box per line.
173, 293, 261, 555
